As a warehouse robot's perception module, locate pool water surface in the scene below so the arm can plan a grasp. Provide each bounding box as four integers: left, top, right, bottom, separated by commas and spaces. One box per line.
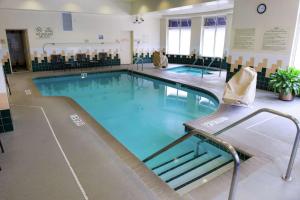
167, 66, 213, 76
34, 71, 219, 160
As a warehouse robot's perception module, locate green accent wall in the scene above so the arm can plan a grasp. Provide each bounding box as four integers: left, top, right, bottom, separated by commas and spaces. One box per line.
133, 53, 153, 64
3, 60, 12, 74
32, 54, 121, 72
225, 64, 271, 91
167, 54, 227, 69
0, 109, 13, 133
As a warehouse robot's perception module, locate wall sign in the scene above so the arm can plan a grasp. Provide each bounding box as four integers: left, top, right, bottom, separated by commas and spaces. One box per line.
262, 27, 289, 51
35, 26, 53, 39
98, 34, 104, 40
233, 28, 256, 50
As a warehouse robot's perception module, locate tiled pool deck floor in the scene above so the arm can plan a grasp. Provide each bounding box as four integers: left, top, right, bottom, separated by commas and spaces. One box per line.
0, 64, 300, 200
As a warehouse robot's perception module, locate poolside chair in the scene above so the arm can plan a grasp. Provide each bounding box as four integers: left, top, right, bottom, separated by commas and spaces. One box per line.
222, 67, 257, 106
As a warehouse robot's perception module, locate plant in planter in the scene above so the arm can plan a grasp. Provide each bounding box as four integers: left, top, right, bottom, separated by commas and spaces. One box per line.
269, 67, 300, 101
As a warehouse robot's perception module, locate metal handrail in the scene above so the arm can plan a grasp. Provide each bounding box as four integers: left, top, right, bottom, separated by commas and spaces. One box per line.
142, 108, 300, 199
193, 108, 299, 181
201, 57, 223, 78
192, 56, 203, 66
143, 129, 240, 200
133, 57, 144, 71
192, 130, 240, 200
193, 56, 223, 78
192, 57, 206, 78
210, 108, 300, 181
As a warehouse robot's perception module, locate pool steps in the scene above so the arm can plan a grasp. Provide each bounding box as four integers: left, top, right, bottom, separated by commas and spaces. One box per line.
145, 140, 234, 194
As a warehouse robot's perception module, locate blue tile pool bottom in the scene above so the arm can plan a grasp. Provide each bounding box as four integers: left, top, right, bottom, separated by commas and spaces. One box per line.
167, 66, 214, 76
34, 71, 247, 191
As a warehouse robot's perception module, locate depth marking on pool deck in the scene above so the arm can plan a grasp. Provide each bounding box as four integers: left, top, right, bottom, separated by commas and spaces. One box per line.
202, 117, 229, 127
11, 104, 89, 200
70, 114, 85, 126
24, 89, 32, 95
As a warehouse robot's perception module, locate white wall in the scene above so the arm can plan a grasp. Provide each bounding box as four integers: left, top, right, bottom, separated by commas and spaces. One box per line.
228, 0, 300, 68
190, 17, 202, 54
0, 9, 160, 64
159, 18, 167, 51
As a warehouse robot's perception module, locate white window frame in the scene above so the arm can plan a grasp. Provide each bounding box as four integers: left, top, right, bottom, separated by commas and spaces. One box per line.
291, 14, 300, 69
167, 18, 191, 55
200, 15, 227, 58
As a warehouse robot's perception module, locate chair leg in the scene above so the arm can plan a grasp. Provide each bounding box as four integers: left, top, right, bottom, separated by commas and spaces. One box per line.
0, 139, 4, 153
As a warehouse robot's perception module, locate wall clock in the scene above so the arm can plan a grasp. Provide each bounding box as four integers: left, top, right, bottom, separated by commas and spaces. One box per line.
257, 3, 267, 14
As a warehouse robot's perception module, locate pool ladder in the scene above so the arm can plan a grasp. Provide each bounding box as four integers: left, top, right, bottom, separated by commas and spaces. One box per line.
143, 108, 300, 200
193, 57, 223, 78
133, 57, 144, 71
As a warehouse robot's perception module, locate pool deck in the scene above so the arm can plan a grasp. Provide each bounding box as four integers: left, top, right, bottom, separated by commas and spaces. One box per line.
0, 64, 300, 200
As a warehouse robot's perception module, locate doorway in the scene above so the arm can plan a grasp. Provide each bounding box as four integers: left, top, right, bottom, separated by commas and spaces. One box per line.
6, 30, 31, 72
120, 31, 133, 65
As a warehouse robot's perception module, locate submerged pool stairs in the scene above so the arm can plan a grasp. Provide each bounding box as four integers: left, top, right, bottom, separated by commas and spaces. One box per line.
144, 137, 235, 194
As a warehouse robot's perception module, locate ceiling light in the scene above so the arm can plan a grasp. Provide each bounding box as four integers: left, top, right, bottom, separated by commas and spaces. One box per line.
133, 15, 144, 24
167, 5, 193, 12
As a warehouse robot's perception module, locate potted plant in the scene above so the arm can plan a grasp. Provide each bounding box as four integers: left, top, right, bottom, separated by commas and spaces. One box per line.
269, 67, 300, 101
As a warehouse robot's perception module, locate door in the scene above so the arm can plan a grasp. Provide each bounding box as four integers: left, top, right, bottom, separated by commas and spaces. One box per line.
120, 31, 133, 65
6, 30, 31, 72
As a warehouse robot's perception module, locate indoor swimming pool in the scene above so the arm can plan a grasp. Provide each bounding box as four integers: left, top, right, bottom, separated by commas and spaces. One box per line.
167, 66, 213, 76
34, 71, 218, 158
34, 71, 242, 191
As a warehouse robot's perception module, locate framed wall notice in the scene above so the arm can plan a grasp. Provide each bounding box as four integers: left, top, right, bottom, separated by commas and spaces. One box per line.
232, 28, 256, 50
262, 27, 289, 51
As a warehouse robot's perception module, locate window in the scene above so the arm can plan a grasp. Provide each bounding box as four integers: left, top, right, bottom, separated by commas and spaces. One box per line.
167, 19, 191, 55
293, 35, 300, 68
201, 16, 226, 57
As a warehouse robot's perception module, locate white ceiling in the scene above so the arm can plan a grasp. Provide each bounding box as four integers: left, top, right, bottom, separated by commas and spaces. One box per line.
0, 0, 234, 16
0, 0, 131, 15
159, 0, 234, 16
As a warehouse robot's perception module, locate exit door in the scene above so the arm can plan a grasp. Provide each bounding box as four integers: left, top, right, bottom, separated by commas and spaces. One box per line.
6, 30, 31, 72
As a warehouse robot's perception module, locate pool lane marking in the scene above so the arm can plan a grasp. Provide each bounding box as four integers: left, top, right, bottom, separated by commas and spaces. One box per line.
11, 104, 89, 200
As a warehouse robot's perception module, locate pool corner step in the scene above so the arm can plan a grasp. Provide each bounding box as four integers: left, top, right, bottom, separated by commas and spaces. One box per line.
143, 136, 249, 195
165, 154, 222, 183
157, 152, 208, 176
174, 158, 234, 194
151, 150, 194, 171
149, 150, 234, 194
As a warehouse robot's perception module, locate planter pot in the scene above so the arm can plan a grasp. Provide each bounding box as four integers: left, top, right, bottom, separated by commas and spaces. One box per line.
279, 91, 294, 101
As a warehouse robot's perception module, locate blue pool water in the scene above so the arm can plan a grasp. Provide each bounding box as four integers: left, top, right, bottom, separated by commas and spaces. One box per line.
167, 66, 212, 76
34, 71, 219, 160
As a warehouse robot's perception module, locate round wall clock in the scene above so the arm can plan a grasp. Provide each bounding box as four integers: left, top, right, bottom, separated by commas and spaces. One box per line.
257, 3, 267, 14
